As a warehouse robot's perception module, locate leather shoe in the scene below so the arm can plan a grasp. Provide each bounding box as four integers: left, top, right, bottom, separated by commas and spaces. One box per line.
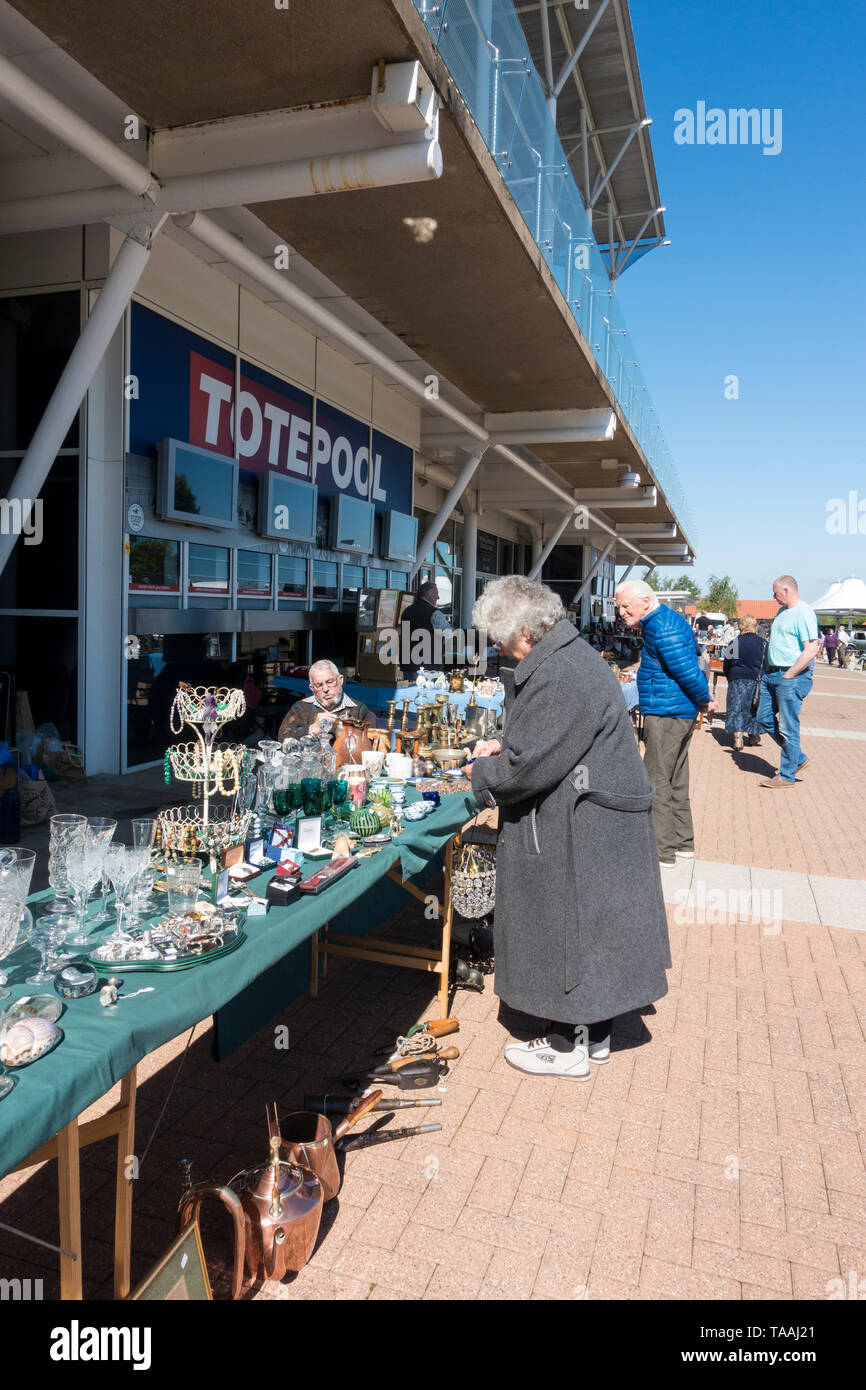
797, 757, 810, 773
759, 777, 794, 789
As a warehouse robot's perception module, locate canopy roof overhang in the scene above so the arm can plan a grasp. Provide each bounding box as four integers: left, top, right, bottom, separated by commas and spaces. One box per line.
1, 0, 692, 565
514, 0, 667, 273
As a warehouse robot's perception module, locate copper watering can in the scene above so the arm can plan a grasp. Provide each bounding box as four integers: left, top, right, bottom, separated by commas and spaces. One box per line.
176, 1101, 334, 1295
276, 1088, 383, 1202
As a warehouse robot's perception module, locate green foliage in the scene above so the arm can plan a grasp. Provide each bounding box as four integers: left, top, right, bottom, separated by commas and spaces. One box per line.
703, 574, 740, 620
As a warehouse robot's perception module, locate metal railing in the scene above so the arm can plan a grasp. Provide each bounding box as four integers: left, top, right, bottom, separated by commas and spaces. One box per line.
412, 0, 695, 544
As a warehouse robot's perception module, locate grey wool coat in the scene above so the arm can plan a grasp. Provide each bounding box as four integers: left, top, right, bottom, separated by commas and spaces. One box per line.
471, 620, 671, 1025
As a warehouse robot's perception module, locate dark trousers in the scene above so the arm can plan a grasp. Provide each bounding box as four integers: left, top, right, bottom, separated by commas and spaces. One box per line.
643, 714, 697, 861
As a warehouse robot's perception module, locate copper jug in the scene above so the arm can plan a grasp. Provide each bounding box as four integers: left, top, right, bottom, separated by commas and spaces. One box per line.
227, 1108, 324, 1280
332, 716, 374, 768
278, 1089, 383, 1202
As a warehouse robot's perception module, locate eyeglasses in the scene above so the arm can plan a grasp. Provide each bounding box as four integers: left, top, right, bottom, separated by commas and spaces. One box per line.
310, 678, 341, 692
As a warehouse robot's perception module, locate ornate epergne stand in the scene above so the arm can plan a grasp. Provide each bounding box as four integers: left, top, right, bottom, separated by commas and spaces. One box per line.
157, 684, 254, 861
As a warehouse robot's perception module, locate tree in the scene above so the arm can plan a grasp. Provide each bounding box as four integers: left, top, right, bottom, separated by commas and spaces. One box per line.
703, 574, 739, 619
643, 570, 701, 597
669, 574, 701, 598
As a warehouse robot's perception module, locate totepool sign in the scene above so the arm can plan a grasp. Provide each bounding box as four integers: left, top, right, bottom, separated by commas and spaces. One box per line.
129, 303, 412, 512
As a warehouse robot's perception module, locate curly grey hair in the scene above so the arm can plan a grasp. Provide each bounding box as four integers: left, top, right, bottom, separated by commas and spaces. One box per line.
472, 576, 565, 646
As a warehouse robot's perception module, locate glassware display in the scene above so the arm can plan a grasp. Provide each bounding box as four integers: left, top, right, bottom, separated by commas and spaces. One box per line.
326, 779, 349, 832
25, 912, 59, 987
0, 895, 32, 1001
64, 838, 109, 948
166, 862, 201, 915
87, 818, 118, 923
103, 845, 151, 950
130, 817, 158, 923
0, 847, 36, 905
45, 814, 87, 928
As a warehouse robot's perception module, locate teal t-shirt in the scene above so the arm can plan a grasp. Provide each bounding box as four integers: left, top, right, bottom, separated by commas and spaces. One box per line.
768, 601, 819, 667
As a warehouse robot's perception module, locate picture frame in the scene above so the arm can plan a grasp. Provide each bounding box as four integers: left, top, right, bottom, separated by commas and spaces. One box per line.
129, 1219, 212, 1301
376, 588, 399, 628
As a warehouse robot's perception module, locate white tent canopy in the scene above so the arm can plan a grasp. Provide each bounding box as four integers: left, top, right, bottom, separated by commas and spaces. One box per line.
811, 575, 866, 615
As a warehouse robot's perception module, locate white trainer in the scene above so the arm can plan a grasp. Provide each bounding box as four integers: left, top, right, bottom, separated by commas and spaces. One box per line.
503, 1036, 590, 1080
588, 1035, 611, 1064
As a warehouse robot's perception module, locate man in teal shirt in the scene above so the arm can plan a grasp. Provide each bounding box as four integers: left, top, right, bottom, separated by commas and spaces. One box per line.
757, 575, 822, 788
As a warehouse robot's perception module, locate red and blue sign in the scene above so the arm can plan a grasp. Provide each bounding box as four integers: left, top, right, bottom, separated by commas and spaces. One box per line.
129, 303, 412, 512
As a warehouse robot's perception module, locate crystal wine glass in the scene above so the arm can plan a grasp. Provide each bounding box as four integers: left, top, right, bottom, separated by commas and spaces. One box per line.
25, 911, 59, 987
64, 839, 108, 948
102, 845, 148, 950
45, 814, 87, 928
87, 817, 117, 923
0, 896, 32, 1001
130, 817, 158, 924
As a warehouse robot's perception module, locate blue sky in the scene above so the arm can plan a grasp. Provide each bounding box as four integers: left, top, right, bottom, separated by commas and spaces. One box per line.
615, 0, 866, 603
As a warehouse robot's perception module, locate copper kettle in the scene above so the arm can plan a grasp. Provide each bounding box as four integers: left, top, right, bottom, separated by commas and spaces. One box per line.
277, 1089, 383, 1202
227, 1108, 324, 1282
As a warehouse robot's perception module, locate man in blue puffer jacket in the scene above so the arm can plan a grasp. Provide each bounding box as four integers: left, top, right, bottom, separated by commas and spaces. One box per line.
616, 580, 712, 866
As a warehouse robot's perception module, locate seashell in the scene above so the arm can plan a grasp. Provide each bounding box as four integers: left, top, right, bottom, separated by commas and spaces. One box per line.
331, 834, 354, 859
1, 1017, 60, 1065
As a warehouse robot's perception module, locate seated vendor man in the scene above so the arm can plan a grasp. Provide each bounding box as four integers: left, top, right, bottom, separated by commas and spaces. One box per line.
278, 659, 374, 741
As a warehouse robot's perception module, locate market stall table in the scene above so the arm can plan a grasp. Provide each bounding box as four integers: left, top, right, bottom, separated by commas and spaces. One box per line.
0, 785, 479, 1300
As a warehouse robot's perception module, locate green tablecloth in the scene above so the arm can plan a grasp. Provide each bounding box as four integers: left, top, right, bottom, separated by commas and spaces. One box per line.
0, 788, 479, 1180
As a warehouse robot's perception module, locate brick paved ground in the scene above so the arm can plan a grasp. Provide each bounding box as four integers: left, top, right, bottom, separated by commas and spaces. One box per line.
689, 664, 866, 878
1, 664, 865, 1301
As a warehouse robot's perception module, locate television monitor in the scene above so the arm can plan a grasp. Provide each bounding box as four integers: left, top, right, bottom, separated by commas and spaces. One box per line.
329, 493, 374, 554
257, 471, 317, 542
156, 438, 238, 528
382, 509, 418, 564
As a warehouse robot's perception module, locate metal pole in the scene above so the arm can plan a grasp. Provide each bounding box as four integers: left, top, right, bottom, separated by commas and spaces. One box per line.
616, 559, 637, 588
528, 509, 578, 581
0, 217, 165, 578
571, 538, 614, 607
461, 496, 478, 629
410, 448, 486, 583
0, 50, 157, 197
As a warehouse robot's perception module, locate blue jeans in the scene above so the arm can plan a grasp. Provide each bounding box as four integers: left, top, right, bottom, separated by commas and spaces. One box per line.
757, 669, 812, 781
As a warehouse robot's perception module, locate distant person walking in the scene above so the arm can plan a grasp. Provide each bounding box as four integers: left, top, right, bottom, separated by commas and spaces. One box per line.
722, 614, 765, 751
837, 623, 850, 668
823, 628, 840, 665
616, 580, 711, 866
757, 575, 822, 789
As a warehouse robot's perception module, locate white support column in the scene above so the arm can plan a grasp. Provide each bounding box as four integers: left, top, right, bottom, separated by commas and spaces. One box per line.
571, 537, 615, 607
410, 447, 486, 583
528, 509, 578, 581
0, 216, 165, 578
461, 495, 478, 629
616, 559, 637, 588
531, 535, 543, 573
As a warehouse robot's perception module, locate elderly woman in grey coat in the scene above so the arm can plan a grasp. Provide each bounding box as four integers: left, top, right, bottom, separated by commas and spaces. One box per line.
465, 576, 671, 1079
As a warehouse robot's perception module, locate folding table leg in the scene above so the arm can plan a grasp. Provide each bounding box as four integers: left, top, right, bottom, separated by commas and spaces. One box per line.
56, 1119, 83, 1300
113, 1067, 137, 1300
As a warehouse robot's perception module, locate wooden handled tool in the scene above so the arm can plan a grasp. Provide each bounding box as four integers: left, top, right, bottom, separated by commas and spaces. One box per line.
332, 1088, 383, 1140
370, 1046, 459, 1075
372, 1020, 460, 1057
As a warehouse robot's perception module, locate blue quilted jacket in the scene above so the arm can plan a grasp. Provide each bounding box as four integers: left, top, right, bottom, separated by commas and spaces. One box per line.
637, 604, 710, 717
